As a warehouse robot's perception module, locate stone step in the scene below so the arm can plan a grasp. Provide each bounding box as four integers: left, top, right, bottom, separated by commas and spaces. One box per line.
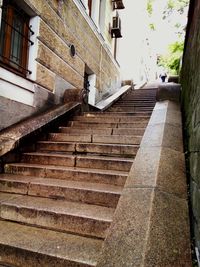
22, 152, 75, 167
72, 116, 150, 123
111, 104, 154, 109
59, 127, 145, 136
83, 111, 152, 116
76, 143, 138, 157
22, 152, 133, 171
75, 155, 133, 171
59, 127, 113, 135
112, 104, 155, 107
37, 141, 76, 153
0, 174, 122, 207
37, 141, 139, 158
4, 163, 128, 186
0, 193, 114, 238
48, 133, 92, 143
37, 141, 138, 157
48, 133, 142, 145
108, 108, 154, 112
92, 134, 142, 145
112, 128, 145, 135
0, 220, 102, 266
68, 121, 148, 128
119, 98, 155, 101
116, 102, 155, 105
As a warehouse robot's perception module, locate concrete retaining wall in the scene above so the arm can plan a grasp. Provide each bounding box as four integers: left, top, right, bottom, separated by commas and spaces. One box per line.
97, 96, 191, 266
181, 0, 200, 255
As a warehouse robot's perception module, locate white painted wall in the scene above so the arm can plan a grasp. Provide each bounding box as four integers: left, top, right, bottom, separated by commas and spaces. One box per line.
0, 68, 34, 106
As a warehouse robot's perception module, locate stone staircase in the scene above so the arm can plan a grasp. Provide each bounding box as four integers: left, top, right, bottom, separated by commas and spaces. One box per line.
0, 88, 156, 266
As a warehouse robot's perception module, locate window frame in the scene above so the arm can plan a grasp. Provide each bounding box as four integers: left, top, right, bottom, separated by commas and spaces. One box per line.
0, 0, 32, 77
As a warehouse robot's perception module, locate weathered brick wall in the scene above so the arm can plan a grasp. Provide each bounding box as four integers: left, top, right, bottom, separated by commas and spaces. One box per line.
25, 0, 120, 95
181, 0, 200, 252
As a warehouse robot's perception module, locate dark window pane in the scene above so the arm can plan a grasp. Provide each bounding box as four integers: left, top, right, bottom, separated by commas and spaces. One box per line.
10, 13, 23, 68
0, 7, 7, 60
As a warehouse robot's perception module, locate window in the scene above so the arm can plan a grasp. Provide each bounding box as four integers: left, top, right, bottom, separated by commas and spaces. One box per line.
88, 0, 92, 17
0, 0, 34, 76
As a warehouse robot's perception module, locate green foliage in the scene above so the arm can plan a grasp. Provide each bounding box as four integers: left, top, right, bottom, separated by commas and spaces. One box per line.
149, 23, 156, 31
157, 41, 184, 74
147, 0, 154, 16
163, 0, 189, 19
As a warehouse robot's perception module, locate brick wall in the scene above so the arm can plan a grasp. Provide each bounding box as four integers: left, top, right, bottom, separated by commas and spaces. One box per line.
181, 0, 200, 252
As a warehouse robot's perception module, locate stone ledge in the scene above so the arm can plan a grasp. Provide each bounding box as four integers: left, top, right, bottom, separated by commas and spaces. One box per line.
97, 100, 191, 267
140, 122, 183, 152
125, 146, 187, 198
156, 83, 181, 102
93, 86, 131, 111
0, 102, 80, 157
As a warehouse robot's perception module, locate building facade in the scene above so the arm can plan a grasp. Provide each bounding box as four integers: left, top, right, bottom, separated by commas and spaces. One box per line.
0, 0, 124, 130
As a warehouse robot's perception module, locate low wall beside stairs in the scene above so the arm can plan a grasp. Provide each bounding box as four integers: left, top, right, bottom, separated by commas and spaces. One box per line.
97, 84, 191, 267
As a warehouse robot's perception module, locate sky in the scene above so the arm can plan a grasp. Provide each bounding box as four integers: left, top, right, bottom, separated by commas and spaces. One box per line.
118, 0, 189, 81
119, 0, 148, 81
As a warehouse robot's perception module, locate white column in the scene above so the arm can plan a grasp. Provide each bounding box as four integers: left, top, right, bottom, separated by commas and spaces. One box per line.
91, 0, 100, 29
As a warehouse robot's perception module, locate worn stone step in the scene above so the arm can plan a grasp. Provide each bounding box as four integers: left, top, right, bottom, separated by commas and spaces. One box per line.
59, 127, 145, 136
0, 220, 102, 266
0, 174, 122, 207
22, 152, 76, 167
68, 121, 118, 128
76, 155, 133, 171
4, 163, 128, 186
72, 116, 150, 123
48, 133, 92, 143
117, 122, 148, 128
109, 108, 153, 112
92, 135, 142, 145
68, 121, 148, 128
119, 116, 150, 123
83, 112, 152, 116
48, 133, 142, 145
37, 141, 138, 157
59, 127, 113, 135
76, 142, 138, 157
0, 193, 114, 238
113, 106, 155, 109
112, 128, 145, 135
37, 141, 76, 152
112, 104, 155, 107
22, 152, 133, 171
117, 99, 155, 102
116, 102, 155, 105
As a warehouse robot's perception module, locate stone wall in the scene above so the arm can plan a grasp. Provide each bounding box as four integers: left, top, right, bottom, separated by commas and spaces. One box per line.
181, 0, 200, 253
0, 0, 121, 131
25, 0, 120, 94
